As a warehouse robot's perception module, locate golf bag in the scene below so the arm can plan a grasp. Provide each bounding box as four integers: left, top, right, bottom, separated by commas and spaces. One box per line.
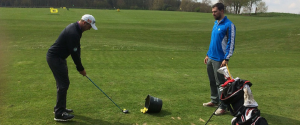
220, 79, 251, 116
220, 79, 268, 125
231, 106, 268, 125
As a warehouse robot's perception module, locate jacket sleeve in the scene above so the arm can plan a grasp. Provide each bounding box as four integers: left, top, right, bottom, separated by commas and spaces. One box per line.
224, 23, 236, 60
207, 25, 216, 56
67, 35, 84, 71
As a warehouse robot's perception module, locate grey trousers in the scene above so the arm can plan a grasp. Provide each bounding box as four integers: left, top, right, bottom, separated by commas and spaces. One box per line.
206, 58, 227, 109
47, 56, 70, 115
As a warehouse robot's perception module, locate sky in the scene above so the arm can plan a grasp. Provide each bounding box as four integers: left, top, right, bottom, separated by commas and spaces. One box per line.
199, 0, 300, 14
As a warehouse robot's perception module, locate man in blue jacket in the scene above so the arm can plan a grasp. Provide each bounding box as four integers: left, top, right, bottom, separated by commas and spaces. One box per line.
47, 14, 97, 121
203, 3, 236, 115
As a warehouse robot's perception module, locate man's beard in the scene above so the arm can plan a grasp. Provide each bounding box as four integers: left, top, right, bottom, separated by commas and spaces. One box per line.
214, 15, 221, 20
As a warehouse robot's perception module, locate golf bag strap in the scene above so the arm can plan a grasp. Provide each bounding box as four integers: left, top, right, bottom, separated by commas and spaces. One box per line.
253, 117, 269, 125
221, 79, 235, 87
251, 116, 261, 125
221, 80, 252, 101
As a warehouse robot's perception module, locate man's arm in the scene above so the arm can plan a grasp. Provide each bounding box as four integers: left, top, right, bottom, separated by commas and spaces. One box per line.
67, 35, 85, 73
221, 23, 236, 67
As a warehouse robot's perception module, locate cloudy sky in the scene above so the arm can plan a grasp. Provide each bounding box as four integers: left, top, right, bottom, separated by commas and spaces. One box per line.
199, 0, 299, 14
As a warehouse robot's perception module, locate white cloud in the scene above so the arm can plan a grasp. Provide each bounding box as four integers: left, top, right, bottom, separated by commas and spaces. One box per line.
259, 0, 299, 14
289, 3, 296, 9
210, 0, 218, 4
272, 0, 281, 4
198, 0, 299, 14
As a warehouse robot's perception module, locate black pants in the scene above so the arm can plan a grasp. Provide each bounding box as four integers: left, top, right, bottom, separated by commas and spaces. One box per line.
47, 56, 70, 115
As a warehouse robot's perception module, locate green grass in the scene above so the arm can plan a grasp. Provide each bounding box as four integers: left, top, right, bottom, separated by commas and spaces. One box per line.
0, 8, 300, 125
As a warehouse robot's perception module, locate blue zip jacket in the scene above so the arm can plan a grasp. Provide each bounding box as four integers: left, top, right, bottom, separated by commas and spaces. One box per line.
207, 16, 236, 62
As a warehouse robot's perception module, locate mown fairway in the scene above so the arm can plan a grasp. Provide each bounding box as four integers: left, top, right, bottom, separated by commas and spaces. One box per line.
0, 8, 299, 125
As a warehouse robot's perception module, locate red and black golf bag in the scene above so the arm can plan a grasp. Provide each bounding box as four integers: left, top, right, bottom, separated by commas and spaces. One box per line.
220, 79, 268, 125
231, 106, 268, 125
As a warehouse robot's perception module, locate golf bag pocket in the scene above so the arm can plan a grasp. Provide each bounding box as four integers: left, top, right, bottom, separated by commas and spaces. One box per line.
228, 98, 244, 116
231, 107, 268, 125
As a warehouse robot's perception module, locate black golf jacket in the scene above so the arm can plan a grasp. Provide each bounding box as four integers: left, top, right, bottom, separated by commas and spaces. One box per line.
47, 22, 84, 71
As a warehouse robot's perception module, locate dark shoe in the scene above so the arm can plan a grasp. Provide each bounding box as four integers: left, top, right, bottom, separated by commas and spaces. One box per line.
54, 112, 74, 121
53, 108, 73, 114
64, 109, 73, 113
203, 102, 219, 107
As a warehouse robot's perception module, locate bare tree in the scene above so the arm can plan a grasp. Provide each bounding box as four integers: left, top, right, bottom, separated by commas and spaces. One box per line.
244, 0, 261, 15
235, 0, 249, 14
222, 0, 249, 14
116, 0, 125, 9
218, 0, 225, 3
218, 0, 231, 13
180, 0, 192, 11
152, 0, 164, 10
20, 0, 31, 6
242, 5, 251, 14
200, 0, 212, 13
256, 1, 267, 13
221, 0, 234, 13
0, 0, 175, 10
202, 0, 212, 5
179, 0, 204, 12
164, 0, 181, 11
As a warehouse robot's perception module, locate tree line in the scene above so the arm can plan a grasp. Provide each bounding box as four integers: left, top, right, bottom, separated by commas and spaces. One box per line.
220, 0, 268, 14
0, 0, 212, 12
0, 0, 267, 14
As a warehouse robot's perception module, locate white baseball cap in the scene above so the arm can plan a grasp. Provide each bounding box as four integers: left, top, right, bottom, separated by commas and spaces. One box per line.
81, 14, 98, 30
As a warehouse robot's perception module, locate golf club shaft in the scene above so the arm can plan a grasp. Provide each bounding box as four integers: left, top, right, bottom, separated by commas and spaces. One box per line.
226, 64, 232, 79
205, 104, 221, 125
86, 76, 123, 111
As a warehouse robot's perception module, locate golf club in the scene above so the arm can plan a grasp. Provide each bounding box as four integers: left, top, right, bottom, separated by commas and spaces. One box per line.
205, 104, 221, 125
226, 64, 232, 80
85, 76, 129, 114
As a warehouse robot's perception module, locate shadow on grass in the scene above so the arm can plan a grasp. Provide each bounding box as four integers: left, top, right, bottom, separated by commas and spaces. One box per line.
261, 113, 300, 125
47, 14, 60, 15
147, 110, 172, 117
56, 114, 131, 125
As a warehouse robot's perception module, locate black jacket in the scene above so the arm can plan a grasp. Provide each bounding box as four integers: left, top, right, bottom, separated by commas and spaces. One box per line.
47, 22, 84, 71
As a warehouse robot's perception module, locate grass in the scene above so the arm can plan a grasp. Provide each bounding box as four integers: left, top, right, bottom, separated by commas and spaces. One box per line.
0, 8, 300, 125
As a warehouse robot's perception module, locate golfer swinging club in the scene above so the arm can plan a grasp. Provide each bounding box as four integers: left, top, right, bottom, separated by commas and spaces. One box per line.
46, 14, 97, 121
203, 3, 236, 115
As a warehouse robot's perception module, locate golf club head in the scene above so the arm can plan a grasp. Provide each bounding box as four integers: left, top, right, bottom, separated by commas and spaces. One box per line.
122, 109, 129, 114
217, 66, 231, 79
